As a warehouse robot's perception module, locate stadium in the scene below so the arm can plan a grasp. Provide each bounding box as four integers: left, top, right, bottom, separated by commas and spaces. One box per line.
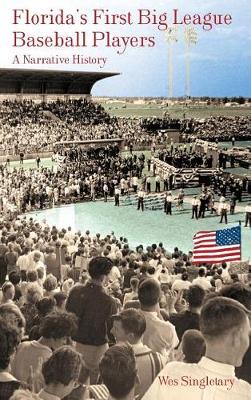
0, 67, 251, 400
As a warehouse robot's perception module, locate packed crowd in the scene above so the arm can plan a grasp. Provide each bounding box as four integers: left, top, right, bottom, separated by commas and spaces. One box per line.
1, 99, 251, 157
181, 115, 251, 142
0, 100, 164, 156
1, 139, 250, 221
0, 99, 113, 155
1, 98, 251, 400
140, 117, 181, 131
158, 147, 214, 169
0, 216, 250, 400
43, 98, 112, 126
0, 147, 147, 214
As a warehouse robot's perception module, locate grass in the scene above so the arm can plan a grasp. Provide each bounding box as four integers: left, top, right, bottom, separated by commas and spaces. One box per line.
100, 102, 251, 119
27, 200, 251, 260
9, 158, 53, 170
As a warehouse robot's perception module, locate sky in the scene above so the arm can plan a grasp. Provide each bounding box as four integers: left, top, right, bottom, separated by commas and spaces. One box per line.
0, 0, 250, 97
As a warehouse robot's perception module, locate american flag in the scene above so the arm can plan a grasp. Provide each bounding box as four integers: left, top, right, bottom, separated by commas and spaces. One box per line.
193, 225, 241, 264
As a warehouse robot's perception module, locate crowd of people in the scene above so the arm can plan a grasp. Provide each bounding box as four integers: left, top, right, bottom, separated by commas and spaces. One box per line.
0, 215, 250, 400
1, 100, 251, 158
0, 99, 165, 156
181, 115, 251, 142
0, 97, 251, 400
158, 147, 214, 169
0, 139, 250, 227
0, 145, 149, 214
140, 116, 181, 131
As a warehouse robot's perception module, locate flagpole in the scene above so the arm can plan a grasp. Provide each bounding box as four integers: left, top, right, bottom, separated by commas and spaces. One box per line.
239, 220, 242, 262
165, 27, 178, 98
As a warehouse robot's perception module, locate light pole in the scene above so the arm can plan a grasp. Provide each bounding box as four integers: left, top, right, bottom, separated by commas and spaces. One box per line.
165, 27, 178, 99
184, 27, 198, 98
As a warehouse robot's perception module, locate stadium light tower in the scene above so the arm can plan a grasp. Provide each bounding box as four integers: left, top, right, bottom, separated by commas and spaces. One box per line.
164, 27, 178, 98
184, 27, 198, 98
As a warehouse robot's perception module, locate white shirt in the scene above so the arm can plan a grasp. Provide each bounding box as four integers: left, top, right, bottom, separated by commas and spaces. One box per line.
30, 231, 38, 240
158, 268, 171, 284
16, 254, 31, 271
192, 276, 212, 291
12, 340, 52, 383
219, 203, 229, 211
221, 268, 231, 283
141, 310, 179, 359
192, 199, 200, 206
0, 371, 18, 383
138, 190, 145, 198
123, 291, 138, 306
109, 266, 121, 282
132, 176, 138, 185
27, 259, 46, 274
172, 279, 191, 291
38, 390, 60, 400
142, 356, 251, 400
149, 259, 159, 269
166, 195, 172, 202
64, 231, 75, 241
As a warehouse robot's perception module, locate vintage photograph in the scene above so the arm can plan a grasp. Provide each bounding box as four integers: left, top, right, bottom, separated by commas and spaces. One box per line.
0, 0, 250, 399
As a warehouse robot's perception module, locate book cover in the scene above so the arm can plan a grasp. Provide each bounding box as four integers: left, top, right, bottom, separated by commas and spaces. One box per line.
0, 1, 250, 400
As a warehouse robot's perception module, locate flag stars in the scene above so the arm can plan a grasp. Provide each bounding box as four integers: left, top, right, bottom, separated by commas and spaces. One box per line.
216, 227, 241, 246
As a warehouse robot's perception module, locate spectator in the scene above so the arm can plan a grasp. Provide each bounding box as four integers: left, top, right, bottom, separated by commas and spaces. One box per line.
1, 282, 15, 305
62, 278, 75, 296
0, 237, 8, 285
123, 277, 139, 306
169, 285, 205, 341
66, 257, 118, 382
142, 297, 251, 399
138, 278, 179, 359
181, 329, 206, 363
220, 283, 251, 384
43, 274, 58, 297
221, 262, 231, 284
5, 244, 19, 276
99, 343, 138, 400
53, 292, 67, 311
29, 297, 56, 340
123, 261, 137, 290
111, 308, 165, 399
0, 317, 22, 400
38, 346, 82, 400
28, 252, 45, 274
16, 247, 31, 281
0, 303, 26, 338
192, 267, 212, 291
10, 390, 41, 400
12, 311, 77, 386
44, 247, 60, 281
8, 272, 22, 303
20, 283, 43, 335
171, 272, 191, 292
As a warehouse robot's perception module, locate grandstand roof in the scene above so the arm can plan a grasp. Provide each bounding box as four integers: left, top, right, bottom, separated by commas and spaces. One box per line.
0, 68, 119, 95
